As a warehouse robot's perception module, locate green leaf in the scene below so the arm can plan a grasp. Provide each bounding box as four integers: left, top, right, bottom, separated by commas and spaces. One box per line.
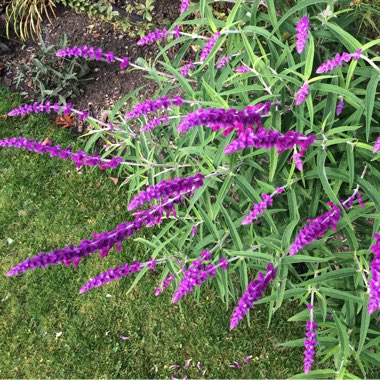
325, 21, 362, 51
334, 313, 350, 367
365, 73, 380, 141
357, 293, 370, 354
304, 34, 314, 79
289, 369, 337, 379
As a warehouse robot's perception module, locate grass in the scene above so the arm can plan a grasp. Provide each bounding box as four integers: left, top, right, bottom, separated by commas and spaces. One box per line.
0, 87, 307, 378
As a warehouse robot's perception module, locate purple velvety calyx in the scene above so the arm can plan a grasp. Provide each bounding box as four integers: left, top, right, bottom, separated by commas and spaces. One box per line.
289, 202, 341, 255
172, 255, 229, 303
0, 137, 122, 170
295, 16, 310, 54
304, 305, 318, 373
128, 174, 205, 211
230, 263, 276, 330
125, 96, 183, 119
368, 234, 380, 314
178, 103, 271, 135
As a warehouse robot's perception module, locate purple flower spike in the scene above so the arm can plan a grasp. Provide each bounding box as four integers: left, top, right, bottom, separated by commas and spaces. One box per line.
235, 65, 251, 73
200, 32, 221, 62
140, 114, 169, 132
137, 28, 168, 46
80, 259, 151, 293
155, 273, 175, 296
224, 127, 315, 158
336, 99, 344, 116
230, 263, 276, 330
304, 306, 318, 373
368, 234, 380, 314
342, 191, 365, 210
0, 137, 125, 171
56, 45, 129, 71
216, 54, 232, 69
295, 16, 310, 54
128, 173, 205, 211
373, 136, 380, 154
172, 253, 228, 303
191, 225, 199, 237
316, 49, 362, 74
242, 193, 274, 225
6, 193, 186, 277
180, 61, 195, 77
120, 57, 129, 70
242, 188, 284, 224
295, 82, 309, 105
178, 104, 271, 135
180, 0, 190, 13
125, 96, 183, 120
289, 202, 341, 255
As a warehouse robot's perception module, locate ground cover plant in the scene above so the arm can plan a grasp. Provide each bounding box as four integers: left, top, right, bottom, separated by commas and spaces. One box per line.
1, 0, 380, 378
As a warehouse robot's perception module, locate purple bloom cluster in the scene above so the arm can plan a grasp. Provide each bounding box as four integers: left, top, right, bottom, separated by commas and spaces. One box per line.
242, 188, 284, 225
128, 174, 205, 211
230, 263, 276, 330
191, 224, 199, 237
289, 202, 341, 255
200, 32, 221, 62
8, 101, 71, 117
235, 65, 251, 73
56, 45, 129, 70
368, 234, 380, 314
125, 96, 183, 119
295, 16, 310, 54
140, 115, 169, 132
180, 0, 190, 13
341, 191, 365, 210
304, 306, 318, 373
178, 103, 271, 135
0, 137, 122, 170
216, 54, 232, 69
180, 61, 195, 77
295, 83, 309, 105
155, 273, 175, 296
224, 127, 316, 161
336, 99, 344, 116
80, 260, 148, 293
316, 49, 362, 74
137, 26, 180, 46
373, 136, 380, 154
6, 189, 193, 276
172, 254, 228, 303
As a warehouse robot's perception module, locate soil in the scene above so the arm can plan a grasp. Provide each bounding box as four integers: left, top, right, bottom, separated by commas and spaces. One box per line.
0, 0, 180, 119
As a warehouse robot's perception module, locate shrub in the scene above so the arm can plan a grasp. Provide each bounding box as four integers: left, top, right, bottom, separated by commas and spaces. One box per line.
13, 34, 91, 102
2, 0, 380, 377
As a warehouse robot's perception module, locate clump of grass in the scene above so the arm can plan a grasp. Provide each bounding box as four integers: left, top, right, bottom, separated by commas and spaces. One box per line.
0, 86, 307, 378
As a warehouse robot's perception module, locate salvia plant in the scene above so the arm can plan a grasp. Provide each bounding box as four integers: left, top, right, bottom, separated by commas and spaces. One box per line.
3, 0, 380, 377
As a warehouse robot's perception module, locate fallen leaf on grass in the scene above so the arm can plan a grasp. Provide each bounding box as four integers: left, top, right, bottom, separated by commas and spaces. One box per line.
109, 177, 119, 186
42, 138, 51, 145
55, 115, 74, 128
0, 114, 8, 120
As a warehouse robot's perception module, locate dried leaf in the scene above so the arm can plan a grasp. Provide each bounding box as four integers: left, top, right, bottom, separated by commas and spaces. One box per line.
109, 177, 119, 186
55, 115, 74, 128
0, 114, 8, 120
42, 138, 51, 145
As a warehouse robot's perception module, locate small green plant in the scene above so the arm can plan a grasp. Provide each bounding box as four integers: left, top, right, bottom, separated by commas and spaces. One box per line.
128, 0, 155, 22
13, 33, 91, 102
5, 0, 56, 41
57, 0, 118, 21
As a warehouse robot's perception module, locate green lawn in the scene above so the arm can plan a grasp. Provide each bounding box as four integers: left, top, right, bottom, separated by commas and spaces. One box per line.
0, 87, 307, 378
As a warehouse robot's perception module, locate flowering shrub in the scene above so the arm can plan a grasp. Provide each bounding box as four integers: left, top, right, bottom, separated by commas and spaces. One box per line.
3, 0, 380, 377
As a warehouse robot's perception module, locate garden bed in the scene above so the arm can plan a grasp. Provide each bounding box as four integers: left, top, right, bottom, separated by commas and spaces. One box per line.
0, 0, 179, 118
